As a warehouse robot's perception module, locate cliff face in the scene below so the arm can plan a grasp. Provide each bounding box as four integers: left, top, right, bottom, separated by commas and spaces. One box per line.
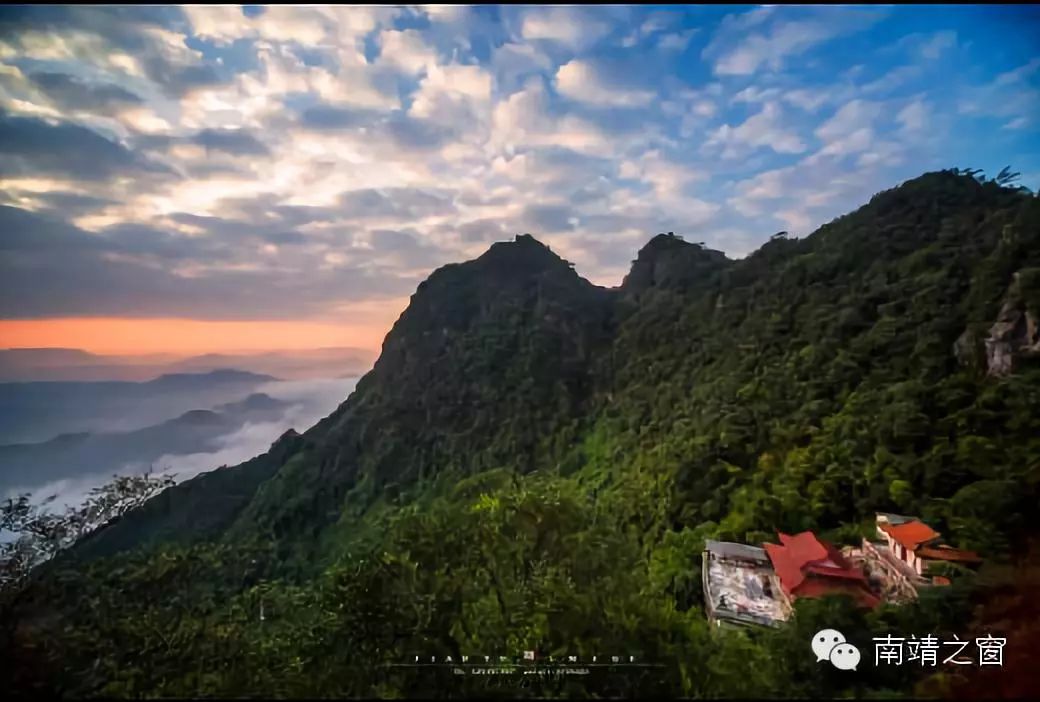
985, 272, 1040, 376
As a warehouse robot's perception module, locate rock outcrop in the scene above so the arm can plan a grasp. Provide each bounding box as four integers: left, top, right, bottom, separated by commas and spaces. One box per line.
984, 276, 1040, 376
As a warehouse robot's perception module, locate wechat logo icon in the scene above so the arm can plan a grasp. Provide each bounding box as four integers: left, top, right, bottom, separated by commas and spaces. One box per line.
812, 629, 861, 671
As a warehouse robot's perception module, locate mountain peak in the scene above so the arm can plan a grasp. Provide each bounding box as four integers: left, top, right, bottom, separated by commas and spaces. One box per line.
270, 428, 301, 452
641, 231, 693, 252
621, 232, 729, 294
473, 233, 574, 277
149, 369, 277, 386
514, 232, 543, 246
383, 232, 604, 359
172, 409, 224, 426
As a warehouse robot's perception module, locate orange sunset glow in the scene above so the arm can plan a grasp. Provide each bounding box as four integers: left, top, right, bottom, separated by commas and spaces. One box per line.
0, 316, 399, 356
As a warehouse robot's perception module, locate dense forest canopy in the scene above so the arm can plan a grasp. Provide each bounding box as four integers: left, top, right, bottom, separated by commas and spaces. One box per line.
3, 169, 1040, 698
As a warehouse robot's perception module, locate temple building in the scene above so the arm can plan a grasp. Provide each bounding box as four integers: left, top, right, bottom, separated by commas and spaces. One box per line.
763, 531, 880, 609
701, 519, 981, 629
702, 539, 791, 628
858, 513, 981, 597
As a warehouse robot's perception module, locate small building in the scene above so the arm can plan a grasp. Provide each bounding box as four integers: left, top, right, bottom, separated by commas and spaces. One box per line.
873, 512, 981, 580
764, 531, 880, 609
702, 539, 791, 628
851, 513, 982, 603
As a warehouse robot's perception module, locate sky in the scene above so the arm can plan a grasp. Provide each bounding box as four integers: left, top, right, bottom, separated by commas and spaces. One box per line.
1, 4, 1038, 355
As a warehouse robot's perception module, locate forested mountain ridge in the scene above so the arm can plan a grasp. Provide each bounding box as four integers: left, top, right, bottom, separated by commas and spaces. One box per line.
5, 169, 1040, 698
72, 232, 617, 560
227, 233, 617, 553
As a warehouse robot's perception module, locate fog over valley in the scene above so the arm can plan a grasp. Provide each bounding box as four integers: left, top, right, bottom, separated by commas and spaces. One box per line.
0, 369, 359, 510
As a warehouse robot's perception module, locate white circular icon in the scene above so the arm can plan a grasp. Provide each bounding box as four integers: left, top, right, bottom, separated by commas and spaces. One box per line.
829, 642, 861, 671
811, 628, 846, 662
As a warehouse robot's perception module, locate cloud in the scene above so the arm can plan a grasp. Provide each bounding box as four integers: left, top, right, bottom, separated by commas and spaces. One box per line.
190, 128, 270, 156
1003, 116, 1029, 131
919, 30, 957, 60
554, 59, 657, 108
519, 6, 614, 50
705, 102, 807, 158
15, 191, 115, 216
518, 203, 577, 234
0, 205, 423, 319
957, 57, 1040, 126
896, 99, 929, 134
377, 28, 438, 74
0, 204, 106, 252
457, 217, 511, 243
0, 112, 173, 180
725, 96, 943, 238
491, 40, 554, 94
703, 7, 886, 76
337, 187, 457, 221
0, 8, 236, 100
657, 28, 698, 52
0, 3, 1037, 327
783, 88, 829, 112
619, 149, 705, 201
491, 78, 614, 157
732, 86, 781, 105
814, 99, 883, 156
729, 84, 831, 114
995, 57, 1040, 87
859, 30, 963, 99
182, 5, 390, 47
298, 104, 372, 130
26, 71, 143, 112
408, 62, 493, 136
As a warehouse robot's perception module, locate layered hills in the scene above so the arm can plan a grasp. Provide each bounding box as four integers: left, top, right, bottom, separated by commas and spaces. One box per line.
0, 392, 290, 495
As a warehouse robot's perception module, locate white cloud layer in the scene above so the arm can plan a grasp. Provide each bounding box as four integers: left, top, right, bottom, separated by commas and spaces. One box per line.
0, 4, 1037, 324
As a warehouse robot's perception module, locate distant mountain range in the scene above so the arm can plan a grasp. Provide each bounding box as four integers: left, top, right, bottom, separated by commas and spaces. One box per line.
0, 369, 276, 445
0, 392, 291, 496
0, 346, 377, 383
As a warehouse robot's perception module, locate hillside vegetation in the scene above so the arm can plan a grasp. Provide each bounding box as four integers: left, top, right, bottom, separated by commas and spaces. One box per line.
3, 170, 1040, 698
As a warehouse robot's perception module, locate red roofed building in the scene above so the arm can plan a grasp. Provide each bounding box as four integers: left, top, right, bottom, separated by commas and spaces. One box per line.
764, 531, 879, 609
875, 513, 981, 577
